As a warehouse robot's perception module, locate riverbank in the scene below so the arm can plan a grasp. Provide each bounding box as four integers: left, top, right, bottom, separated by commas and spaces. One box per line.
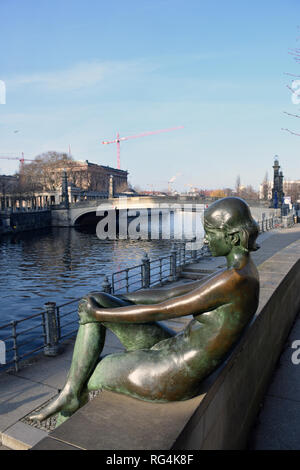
0, 209, 51, 235
1, 225, 300, 449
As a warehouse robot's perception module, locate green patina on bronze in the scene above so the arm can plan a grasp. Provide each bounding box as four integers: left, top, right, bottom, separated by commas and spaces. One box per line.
30, 197, 260, 426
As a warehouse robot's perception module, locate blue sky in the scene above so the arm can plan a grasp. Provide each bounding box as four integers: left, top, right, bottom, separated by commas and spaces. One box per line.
0, 0, 299, 190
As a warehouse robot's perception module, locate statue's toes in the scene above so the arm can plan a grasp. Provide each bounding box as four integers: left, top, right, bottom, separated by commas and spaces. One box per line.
28, 411, 46, 422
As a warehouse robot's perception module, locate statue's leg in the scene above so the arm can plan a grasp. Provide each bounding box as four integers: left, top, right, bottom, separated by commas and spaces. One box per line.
30, 293, 174, 423
29, 320, 105, 422
29, 294, 129, 422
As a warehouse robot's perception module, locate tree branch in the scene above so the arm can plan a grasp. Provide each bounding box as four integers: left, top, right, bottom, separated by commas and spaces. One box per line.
281, 128, 300, 136
283, 111, 300, 119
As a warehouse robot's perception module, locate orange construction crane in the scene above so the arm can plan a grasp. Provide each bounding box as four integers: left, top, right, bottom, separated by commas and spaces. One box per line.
0, 153, 35, 172
102, 126, 184, 170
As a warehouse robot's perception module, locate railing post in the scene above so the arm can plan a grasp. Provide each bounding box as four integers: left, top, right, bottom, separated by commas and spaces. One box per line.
141, 252, 150, 288
159, 258, 163, 285
170, 243, 177, 281
12, 321, 19, 373
102, 275, 112, 294
178, 244, 182, 266
192, 243, 197, 262
44, 302, 59, 357
125, 269, 129, 292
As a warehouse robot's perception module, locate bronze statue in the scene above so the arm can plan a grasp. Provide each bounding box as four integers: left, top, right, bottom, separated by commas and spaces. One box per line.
30, 197, 259, 426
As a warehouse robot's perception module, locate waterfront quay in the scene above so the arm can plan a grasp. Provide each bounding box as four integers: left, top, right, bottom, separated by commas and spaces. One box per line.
0, 224, 300, 450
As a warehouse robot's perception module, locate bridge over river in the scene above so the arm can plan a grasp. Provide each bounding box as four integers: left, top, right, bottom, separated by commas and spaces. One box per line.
51, 195, 278, 233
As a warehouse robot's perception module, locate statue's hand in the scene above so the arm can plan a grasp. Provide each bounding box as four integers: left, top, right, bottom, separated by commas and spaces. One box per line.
78, 295, 100, 325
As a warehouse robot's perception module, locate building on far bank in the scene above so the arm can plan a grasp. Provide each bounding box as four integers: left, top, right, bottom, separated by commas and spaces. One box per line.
58, 160, 128, 194
259, 178, 300, 204
0, 159, 129, 210
0, 174, 19, 194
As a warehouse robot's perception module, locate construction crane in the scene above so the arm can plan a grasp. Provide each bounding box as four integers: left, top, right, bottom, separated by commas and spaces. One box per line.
102, 126, 184, 170
0, 153, 35, 172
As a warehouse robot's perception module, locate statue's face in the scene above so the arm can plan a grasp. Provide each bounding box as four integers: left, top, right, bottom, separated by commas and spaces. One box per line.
203, 226, 232, 257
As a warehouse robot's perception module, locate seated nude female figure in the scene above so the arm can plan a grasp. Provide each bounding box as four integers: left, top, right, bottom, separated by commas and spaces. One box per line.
30, 197, 259, 426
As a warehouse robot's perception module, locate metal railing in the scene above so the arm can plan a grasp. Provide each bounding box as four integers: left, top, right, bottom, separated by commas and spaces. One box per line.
0, 298, 81, 373
257, 215, 282, 232
0, 214, 282, 373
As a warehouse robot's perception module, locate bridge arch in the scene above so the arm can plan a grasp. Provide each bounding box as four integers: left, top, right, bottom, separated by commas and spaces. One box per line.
73, 209, 109, 227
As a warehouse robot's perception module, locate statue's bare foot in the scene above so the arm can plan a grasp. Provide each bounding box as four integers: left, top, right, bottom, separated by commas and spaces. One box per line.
29, 387, 80, 422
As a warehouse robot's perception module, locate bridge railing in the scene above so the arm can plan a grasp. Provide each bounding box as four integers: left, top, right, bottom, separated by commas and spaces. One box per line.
0, 215, 283, 372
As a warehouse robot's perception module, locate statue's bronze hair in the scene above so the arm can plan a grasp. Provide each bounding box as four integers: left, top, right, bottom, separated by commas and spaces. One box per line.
204, 197, 259, 252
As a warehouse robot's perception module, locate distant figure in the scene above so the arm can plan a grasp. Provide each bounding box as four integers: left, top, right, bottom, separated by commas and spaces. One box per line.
30, 197, 260, 427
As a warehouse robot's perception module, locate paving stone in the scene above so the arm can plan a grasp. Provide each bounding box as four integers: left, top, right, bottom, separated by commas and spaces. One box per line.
250, 395, 300, 450
105, 329, 126, 350
0, 375, 57, 432
9, 356, 71, 390
258, 271, 288, 290
265, 360, 300, 402
258, 259, 295, 274
1, 421, 48, 450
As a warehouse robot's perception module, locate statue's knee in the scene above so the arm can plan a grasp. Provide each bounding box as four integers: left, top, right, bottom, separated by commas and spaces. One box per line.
89, 292, 107, 305
78, 298, 89, 320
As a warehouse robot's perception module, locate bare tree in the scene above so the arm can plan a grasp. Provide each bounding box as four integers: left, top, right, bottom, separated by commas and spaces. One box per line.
261, 171, 269, 200
223, 187, 234, 197
284, 181, 300, 203
21, 152, 75, 191
282, 27, 300, 136
240, 185, 259, 200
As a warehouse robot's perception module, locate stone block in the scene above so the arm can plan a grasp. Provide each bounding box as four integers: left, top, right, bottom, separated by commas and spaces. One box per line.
1, 421, 48, 450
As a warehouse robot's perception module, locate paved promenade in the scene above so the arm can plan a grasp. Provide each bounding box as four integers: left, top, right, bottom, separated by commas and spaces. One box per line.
1, 225, 300, 450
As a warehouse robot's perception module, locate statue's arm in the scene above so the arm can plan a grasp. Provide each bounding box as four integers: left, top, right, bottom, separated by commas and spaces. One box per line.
85, 270, 237, 324
120, 270, 225, 305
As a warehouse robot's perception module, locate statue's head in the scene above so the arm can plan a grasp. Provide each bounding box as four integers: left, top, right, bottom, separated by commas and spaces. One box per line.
203, 197, 259, 256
